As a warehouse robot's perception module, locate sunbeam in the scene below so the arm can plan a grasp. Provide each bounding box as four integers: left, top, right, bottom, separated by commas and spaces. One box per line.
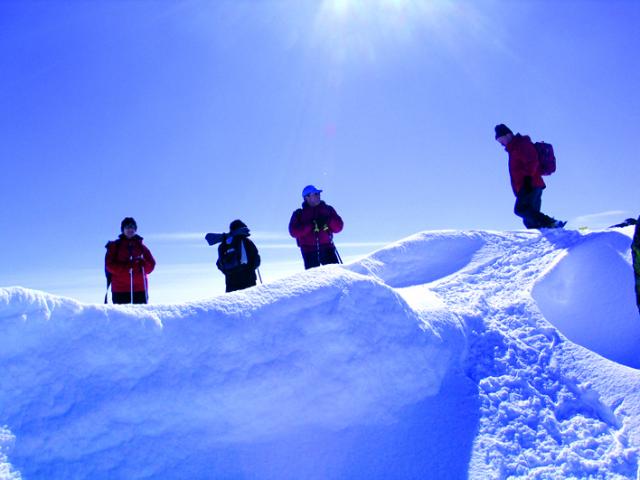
312, 0, 461, 64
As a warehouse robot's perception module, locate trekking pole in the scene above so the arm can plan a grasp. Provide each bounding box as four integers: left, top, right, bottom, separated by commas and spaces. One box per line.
104, 270, 110, 304
314, 222, 321, 267
128, 246, 134, 304
256, 267, 263, 284
334, 246, 343, 264
142, 265, 148, 304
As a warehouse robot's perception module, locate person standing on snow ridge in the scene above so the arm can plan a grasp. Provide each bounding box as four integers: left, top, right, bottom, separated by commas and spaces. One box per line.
289, 185, 344, 269
105, 217, 156, 304
216, 219, 261, 293
632, 216, 640, 314
495, 124, 565, 229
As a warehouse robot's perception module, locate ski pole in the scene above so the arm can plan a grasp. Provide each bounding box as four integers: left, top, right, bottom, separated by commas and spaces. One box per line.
335, 246, 343, 264
142, 265, 148, 304
104, 272, 110, 304
128, 247, 134, 304
256, 267, 263, 284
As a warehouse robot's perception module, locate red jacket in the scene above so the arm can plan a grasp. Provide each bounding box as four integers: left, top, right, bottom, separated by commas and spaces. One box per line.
506, 134, 546, 195
289, 201, 344, 253
105, 235, 156, 293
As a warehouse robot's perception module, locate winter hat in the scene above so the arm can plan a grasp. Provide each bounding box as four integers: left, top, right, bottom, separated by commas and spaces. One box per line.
229, 219, 248, 231
302, 185, 322, 198
494, 124, 513, 139
120, 217, 137, 232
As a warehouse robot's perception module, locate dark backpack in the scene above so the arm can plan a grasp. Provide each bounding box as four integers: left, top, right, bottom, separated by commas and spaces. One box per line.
534, 141, 556, 176
218, 238, 243, 273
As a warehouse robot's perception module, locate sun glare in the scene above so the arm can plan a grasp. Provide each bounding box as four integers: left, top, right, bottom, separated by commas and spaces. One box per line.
326, 0, 417, 17
313, 0, 454, 65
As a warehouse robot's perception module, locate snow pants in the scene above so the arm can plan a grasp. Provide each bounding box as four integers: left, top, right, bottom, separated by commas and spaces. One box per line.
514, 187, 557, 229
112, 291, 148, 304
225, 268, 257, 293
301, 245, 339, 270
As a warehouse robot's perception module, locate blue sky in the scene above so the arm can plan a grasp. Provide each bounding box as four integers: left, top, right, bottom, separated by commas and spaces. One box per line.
1, 0, 638, 303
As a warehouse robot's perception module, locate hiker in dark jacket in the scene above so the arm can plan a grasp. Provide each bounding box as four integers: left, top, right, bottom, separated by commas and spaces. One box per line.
216, 220, 261, 293
289, 185, 344, 269
633, 217, 640, 313
495, 124, 565, 229
105, 217, 156, 304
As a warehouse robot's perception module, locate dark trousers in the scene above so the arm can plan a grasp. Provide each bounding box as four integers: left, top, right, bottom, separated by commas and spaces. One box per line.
302, 245, 339, 270
514, 187, 556, 229
635, 274, 640, 314
112, 291, 148, 304
225, 269, 257, 293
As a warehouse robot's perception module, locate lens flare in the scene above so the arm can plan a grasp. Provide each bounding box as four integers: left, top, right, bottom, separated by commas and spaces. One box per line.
312, 0, 459, 65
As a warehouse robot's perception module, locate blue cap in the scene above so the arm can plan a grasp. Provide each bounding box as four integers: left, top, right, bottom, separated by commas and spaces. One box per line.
302, 185, 322, 198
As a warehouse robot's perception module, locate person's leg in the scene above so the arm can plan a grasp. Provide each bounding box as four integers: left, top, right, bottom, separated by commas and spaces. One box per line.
112, 292, 130, 304
515, 188, 558, 228
533, 189, 561, 227
225, 271, 257, 292
132, 291, 148, 304
319, 246, 339, 266
514, 189, 540, 228
302, 250, 321, 269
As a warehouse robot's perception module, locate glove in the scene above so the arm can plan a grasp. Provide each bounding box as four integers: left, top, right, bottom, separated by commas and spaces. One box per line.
130, 256, 144, 270
314, 217, 329, 232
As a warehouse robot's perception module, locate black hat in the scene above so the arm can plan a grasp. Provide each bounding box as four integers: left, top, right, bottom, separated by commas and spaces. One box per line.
494, 124, 513, 139
229, 219, 247, 231
120, 217, 137, 232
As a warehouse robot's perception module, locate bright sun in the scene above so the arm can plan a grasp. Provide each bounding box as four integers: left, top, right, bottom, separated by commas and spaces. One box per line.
312, 0, 455, 64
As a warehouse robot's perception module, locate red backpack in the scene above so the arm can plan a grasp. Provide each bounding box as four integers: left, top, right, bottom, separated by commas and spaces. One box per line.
534, 141, 556, 176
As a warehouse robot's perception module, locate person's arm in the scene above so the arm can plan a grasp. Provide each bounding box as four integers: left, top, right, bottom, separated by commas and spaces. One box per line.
105, 242, 129, 275
141, 244, 156, 274
509, 147, 530, 195
246, 239, 261, 269
327, 206, 344, 234
289, 209, 312, 238
216, 244, 225, 272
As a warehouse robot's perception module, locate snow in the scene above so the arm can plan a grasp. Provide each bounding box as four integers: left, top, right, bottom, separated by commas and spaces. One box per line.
1, 228, 639, 479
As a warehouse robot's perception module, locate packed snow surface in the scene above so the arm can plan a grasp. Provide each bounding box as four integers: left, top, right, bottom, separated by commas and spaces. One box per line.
1, 228, 639, 479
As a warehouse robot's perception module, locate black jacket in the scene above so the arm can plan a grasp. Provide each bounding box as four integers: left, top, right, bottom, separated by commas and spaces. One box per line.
216, 234, 260, 292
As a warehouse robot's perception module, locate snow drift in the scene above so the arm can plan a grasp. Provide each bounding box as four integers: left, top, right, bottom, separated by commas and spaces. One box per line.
1, 228, 639, 479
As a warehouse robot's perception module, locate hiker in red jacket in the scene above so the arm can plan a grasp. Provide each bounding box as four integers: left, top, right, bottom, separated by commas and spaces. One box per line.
105, 217, 156, 304
289, 185, 344, 269
495, 124, 565, 229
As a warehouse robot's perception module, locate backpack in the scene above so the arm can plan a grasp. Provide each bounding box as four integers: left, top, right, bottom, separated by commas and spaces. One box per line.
218, 237, 246, 274
534, 141, 556, 176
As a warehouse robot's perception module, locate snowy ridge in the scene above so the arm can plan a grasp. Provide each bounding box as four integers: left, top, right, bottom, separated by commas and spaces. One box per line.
1, 228, 639, 479
422, 230, 638, 478
0, 427, 19, 480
